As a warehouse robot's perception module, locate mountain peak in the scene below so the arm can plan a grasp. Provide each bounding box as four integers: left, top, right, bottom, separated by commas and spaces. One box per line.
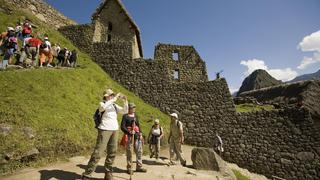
237, 69, 282, 96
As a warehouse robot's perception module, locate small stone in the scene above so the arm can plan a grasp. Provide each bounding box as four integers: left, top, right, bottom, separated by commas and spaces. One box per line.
297, 152, 314, 161
0, 124, 12, 136
23, 127, 35, 139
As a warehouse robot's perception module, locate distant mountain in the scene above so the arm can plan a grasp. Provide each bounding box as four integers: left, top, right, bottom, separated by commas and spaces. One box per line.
237, 69, 282, 96
290, 69, 320, 83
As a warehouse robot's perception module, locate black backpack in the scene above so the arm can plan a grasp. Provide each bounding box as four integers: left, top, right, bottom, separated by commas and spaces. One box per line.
40, 42, 48, 49
93, 104, 117, 129
93, 109, 104, 129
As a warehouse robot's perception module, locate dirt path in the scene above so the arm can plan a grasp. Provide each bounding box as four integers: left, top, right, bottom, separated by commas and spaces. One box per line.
1, 146, 267, 180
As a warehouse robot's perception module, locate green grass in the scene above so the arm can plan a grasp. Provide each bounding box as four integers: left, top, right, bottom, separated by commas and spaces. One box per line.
0, 1, 170, 174
232, 169, 251, 180
236, 103, 274, 113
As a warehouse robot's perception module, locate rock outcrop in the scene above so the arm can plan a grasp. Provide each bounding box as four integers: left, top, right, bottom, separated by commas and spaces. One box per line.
191, 147, 236, 180
7, 0, 76, 28
237, 69, 282, 96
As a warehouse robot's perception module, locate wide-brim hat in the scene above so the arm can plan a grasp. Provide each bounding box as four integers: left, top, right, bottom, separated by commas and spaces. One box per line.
170, 113, 178, 119
128, 102, 136, 109
103, 89, 115, 97
7, 27, 14, 31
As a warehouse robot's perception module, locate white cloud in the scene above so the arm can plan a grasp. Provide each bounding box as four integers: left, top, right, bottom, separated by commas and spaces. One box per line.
241, 59, 298, 82
240, 59, 268, 76
268, 68, 298, 82
297, 56, 319, 70
297, 30, 320, 69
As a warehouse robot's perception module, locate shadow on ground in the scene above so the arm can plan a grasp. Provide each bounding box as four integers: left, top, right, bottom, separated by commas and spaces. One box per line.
77, 164, 127, 174
38, 169, 103, 180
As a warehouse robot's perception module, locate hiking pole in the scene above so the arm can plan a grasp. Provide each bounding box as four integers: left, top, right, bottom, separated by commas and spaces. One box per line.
129, 120, 136, 180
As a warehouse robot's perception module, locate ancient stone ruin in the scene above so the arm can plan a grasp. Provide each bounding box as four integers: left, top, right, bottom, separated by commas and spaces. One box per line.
58, 0, 320, 179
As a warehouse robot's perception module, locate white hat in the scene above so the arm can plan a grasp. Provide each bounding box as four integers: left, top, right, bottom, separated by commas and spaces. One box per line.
170, 113, 178, 119
7, 27, 14, 31
44, 37, 49, 40
154, 119, 160, 124
103, 89, 115, 97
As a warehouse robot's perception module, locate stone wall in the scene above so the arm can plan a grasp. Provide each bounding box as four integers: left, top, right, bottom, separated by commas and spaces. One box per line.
59, 25, 320, 180
224, 108, 320, 180
239, 80, 320, 119
8, 0, 76, 28
58, 24, 94, 54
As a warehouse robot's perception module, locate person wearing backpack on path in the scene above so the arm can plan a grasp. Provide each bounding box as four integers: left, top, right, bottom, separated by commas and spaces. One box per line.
147, 119, 164, 160
120, 102, 147, 175
168, 113, 187, 166
39, 37, 53, 67
82, 89, 128, 180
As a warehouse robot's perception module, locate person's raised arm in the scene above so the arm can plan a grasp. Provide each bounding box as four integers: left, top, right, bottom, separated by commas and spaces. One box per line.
99, 93, 120, 112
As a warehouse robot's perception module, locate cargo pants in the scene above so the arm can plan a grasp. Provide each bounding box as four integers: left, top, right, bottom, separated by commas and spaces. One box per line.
83, 129, 118, 176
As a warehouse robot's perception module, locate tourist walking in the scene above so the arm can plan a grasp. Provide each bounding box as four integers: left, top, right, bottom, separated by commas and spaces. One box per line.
82, 89, 128, 180
1, 27, 18, 69
147, 119, 164, 159
39, 37, 53, 67
168, 113, 186, 166
25, 35, 42, 67
120, 102, 147, 175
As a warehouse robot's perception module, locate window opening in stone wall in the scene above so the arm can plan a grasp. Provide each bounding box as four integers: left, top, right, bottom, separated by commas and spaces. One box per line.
173, 69, 180, 80
172, 50, 179, 61
108, 22, 113, 32
107, 34, 111, 42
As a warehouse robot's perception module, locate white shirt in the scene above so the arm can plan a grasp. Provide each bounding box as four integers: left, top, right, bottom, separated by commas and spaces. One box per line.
98, 97, 128, 131
44, 40, 51, 52
23, 37, 32, 47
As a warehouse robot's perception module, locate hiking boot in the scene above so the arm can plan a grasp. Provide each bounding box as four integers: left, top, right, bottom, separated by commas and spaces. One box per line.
136, 166, 147, 173
127, 168, 133, 175
150, 153, 154, 159
104, 171, 113, 180
81, 174, 91, 180
181, 160, 187, 167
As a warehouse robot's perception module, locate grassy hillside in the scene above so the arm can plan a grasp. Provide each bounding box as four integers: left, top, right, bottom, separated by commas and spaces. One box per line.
0, 2, 170, 174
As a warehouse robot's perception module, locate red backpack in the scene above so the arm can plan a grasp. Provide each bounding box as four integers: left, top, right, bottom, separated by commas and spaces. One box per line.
22, 26, 32, 35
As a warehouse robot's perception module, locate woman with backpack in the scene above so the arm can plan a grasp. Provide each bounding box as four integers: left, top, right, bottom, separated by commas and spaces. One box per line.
147, 119, 164, 160
1, 27, 18, 69
39, 37, 53, 67
82, 89, 128, 180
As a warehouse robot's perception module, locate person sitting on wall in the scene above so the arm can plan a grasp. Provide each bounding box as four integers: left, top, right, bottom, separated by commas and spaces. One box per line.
168, 112, 187, 166
147, 118, 164, 160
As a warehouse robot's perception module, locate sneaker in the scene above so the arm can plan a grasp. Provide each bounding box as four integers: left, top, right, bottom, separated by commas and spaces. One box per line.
47, 64, 53, 67
104, 171, 113, 180
136, 166, 147, 173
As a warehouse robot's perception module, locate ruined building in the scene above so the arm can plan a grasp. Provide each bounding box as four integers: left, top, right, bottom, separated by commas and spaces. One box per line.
59, 0, 319, 179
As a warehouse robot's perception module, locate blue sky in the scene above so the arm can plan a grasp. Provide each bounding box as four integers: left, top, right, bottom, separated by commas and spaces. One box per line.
45, 0, 320, 92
